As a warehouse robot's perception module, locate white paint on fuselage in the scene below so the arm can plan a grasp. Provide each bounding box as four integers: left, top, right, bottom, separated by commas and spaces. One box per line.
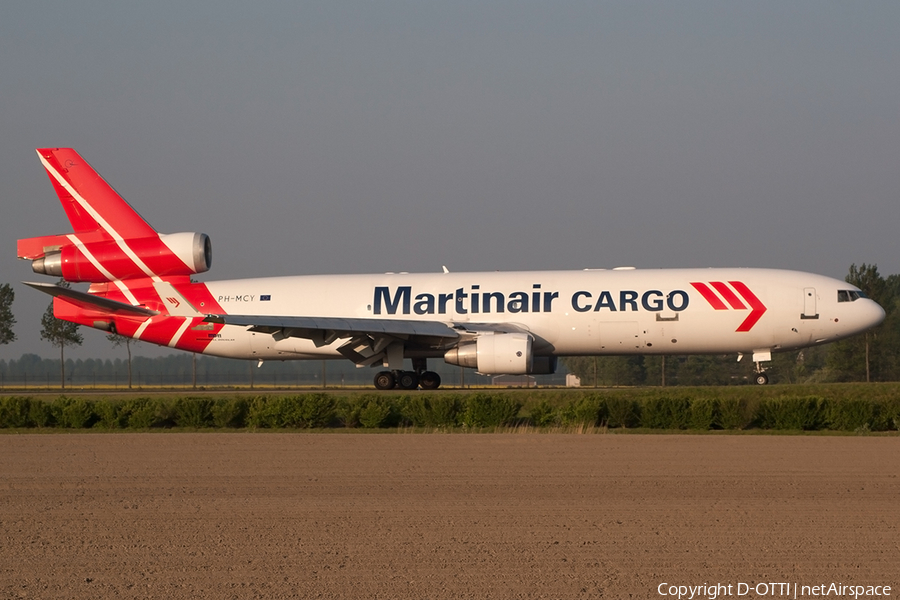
197, 268, 885, 363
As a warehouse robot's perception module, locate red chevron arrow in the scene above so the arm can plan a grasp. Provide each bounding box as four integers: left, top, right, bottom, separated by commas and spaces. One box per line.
690, 281, 767, 332
728, 281, 766, 332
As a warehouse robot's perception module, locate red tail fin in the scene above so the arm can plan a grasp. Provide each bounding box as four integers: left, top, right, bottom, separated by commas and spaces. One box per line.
36, 148, 157, 238
19, 148, 211, 283
20, 148, 222, 349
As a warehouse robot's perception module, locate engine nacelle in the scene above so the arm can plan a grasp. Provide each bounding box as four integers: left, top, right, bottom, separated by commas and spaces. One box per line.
158, 232, 213, 274
444, 333, 536, 375
31, 232, 211, 282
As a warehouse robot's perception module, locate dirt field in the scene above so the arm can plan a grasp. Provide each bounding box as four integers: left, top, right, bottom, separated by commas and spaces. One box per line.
0, 433, 897, 599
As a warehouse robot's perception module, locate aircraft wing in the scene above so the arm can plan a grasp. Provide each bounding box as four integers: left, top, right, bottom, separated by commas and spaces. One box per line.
205, 313, 465, 366
205, 313, 460, 341
204, 314, 538, 367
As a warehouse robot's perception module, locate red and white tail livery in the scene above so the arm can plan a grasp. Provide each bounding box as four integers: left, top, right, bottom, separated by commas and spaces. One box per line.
19, 148, 885, 388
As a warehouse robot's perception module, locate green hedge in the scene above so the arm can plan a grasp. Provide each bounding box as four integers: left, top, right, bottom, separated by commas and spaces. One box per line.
1, 387, 900, 431
757, 396, 827, 430
460, 393, 522, 428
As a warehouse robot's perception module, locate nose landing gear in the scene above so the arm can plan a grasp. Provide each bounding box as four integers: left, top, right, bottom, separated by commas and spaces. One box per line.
754, 361, 769, 385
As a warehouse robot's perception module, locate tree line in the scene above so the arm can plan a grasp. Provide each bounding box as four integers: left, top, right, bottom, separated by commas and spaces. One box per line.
1, 264, 897, 388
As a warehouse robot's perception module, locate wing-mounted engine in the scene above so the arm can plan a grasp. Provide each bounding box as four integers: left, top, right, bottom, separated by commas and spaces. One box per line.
21, 231, 211, 282
443, 332, 557, 375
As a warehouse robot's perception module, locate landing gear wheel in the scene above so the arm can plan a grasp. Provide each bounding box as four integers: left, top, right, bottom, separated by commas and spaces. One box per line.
397, 371, 419, 390
419, 371, 441, 390
755, 372, 769, 385
374, 371, 396, 390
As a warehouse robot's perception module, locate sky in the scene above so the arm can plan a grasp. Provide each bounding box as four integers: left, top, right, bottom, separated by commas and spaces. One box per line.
1, 1, 899, 361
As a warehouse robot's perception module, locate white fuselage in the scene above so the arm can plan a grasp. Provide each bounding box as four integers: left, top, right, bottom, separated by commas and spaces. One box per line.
197, 267, 885, 362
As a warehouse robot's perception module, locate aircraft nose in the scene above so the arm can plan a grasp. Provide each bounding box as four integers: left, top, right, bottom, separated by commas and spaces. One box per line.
866, 299, 887, 329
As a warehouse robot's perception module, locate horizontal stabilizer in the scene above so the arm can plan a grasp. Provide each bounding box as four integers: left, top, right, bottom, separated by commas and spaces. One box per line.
17, 234, 72, 261
23, 282, 158, 316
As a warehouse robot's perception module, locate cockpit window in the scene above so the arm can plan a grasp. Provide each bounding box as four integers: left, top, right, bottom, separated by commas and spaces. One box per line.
838, 290, 867, 302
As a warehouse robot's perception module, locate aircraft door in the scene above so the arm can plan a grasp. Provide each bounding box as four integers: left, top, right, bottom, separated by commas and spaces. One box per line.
802, 288, 818, 319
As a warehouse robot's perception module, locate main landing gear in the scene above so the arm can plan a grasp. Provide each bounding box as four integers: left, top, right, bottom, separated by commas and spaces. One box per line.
373, 370, 442, 390
373, 359, 442, 390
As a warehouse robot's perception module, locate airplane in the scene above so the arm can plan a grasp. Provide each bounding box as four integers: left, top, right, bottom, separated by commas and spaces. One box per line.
18, 148, 885, 389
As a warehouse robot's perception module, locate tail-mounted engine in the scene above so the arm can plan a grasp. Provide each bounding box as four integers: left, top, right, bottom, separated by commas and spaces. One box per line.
19, 147, 213, 283
21, 231, 211, 282
443, 332, 557, 375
